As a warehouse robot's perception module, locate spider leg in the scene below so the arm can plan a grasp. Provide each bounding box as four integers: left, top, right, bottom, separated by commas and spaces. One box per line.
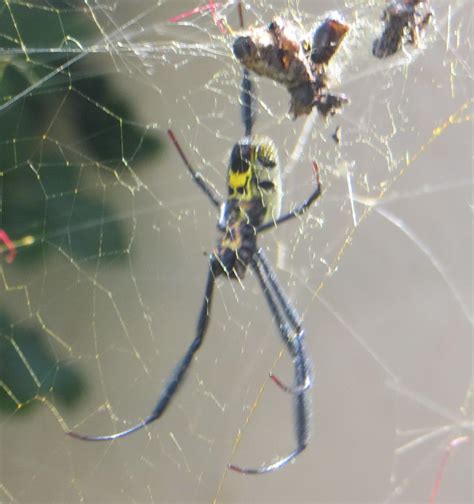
228, 256, 310, 474
229, 446, 305, 475
269, 372, 311, 394
241, 68, 256, 138
256, 249, 313, 395
67, 266, 216, 441
236, 0, 256, 138
256, 249, 301, 327
257, 161, 321, 233
254, 252, 311, 414
167, 129, 222, 209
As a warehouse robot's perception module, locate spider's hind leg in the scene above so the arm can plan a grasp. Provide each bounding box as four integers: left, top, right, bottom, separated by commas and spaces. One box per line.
256, 249, 313, 395
227, 253, 311, 474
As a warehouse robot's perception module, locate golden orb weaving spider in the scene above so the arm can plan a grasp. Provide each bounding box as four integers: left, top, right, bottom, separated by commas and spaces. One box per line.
68, 10, 323, 476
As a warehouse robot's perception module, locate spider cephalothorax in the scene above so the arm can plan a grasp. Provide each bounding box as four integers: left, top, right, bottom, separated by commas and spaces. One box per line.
212, 220, 257, 280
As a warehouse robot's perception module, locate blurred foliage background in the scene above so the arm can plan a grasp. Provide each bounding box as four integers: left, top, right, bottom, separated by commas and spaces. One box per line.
0, 1, 162, 414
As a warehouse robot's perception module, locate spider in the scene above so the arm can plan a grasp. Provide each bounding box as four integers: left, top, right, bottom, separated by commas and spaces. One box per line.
373, 0, 433, 58
68, 6, 323, 475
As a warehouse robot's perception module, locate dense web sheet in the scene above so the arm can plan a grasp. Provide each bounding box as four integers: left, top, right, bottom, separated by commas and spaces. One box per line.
0, 0, 472, 502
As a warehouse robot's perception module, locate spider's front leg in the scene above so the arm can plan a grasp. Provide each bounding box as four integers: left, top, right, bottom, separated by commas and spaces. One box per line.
257, 161, 321, 233
167, 129, 222, 209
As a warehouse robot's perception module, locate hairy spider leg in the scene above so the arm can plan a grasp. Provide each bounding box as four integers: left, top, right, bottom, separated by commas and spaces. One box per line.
68, 266, 216, 441
228, 254, 310, 474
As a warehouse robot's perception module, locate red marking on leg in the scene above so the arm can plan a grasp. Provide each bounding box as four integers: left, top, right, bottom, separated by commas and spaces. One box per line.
311, 161, 321, 185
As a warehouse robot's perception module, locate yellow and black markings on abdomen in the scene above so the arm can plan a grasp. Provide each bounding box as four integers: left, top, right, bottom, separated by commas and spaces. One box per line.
226, 137, 282, 226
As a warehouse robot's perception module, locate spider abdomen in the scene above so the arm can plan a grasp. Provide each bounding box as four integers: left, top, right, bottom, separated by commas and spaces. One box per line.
225, 137, 282, 226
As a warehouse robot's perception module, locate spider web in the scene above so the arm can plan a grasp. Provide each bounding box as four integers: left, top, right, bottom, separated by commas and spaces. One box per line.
0, 0, 472, 502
